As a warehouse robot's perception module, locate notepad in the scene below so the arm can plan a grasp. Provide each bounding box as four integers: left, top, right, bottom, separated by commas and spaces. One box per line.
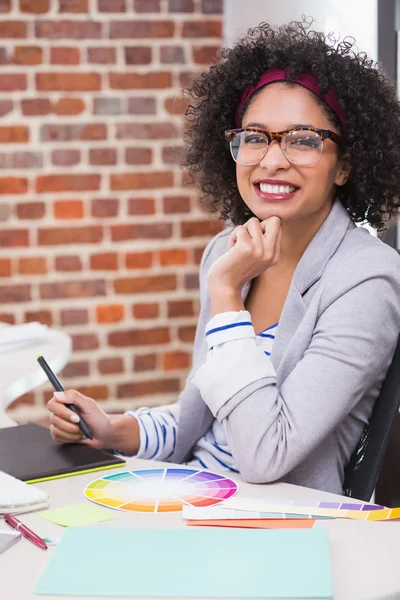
0, 470, 49, 515
35, 527, 333, 598
0, 424, 125, 483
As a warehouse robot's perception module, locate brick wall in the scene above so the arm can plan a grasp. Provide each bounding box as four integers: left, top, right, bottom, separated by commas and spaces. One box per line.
0, 0, 223, 423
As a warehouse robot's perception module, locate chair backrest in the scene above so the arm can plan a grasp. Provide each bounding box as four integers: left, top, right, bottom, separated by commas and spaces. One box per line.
343, 336, 400, 501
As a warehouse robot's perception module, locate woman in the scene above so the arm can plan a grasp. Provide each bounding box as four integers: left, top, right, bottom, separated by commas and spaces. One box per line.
47, 20, 400, 494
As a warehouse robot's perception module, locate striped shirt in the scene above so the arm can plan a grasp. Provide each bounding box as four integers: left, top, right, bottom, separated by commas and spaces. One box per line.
126, 313, 278, 473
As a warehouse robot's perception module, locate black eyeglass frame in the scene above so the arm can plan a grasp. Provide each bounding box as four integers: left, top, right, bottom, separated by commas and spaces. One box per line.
224, 126, 342, 165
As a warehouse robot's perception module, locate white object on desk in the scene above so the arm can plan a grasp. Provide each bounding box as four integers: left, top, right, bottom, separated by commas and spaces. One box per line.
0, 322, 71, 412
0, 530, 20, 555
0, 322, 51, 354
0, 471, 49, 515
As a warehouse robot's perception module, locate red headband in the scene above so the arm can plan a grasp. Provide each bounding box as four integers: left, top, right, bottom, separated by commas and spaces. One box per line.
235, 68, 346, 130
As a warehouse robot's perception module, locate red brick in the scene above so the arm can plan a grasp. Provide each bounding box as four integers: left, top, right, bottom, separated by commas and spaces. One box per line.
91, 198, 119, 218
110, 72, 172, 90
193, 45, 220, 64
20, 0, 50, 11
109, 327, 170, 347
98, 357, 124, 374
51, 47, 80, 65
0, 153, 6, 168
96, 304, 124, 323
0, 126, 28, 144
38, 226, 102, 245
0, 313, 15, 323
89, 148, 117, 166
0, 284, 31, 303
0, 229, 29, 246
132, 303, 159, 319
164, 95, 189, 115
111, 223, 172, 241
125, 148, 152, 165
134, 0, 160, 10
35, 21, 101, 38
117, 378, 179, 398
36, 174, 100, 193
110, 171, 173, 191
182, 20, 222, 37
0, 178, 28, 194
55, 255, 82, 271
168, 0, 194, 12
127, 197, 155, 215
0, 0, 11, 11
0, 204, 9, 220
51, 149, 81, 166
117, 122, 177, 140
185, 273, 199, 289
0, 100, 13, 117
61, 361, 90, 378
11, 152, 42, 169
0, 258, 11, 277
179, 70, 203, 87
201, 0, 222, 12
98, 0, 125, 10
54, 98, 86, 115
21, 98, 51, 116
40, 280, 105, 299
72, 333, 99, 351
93, 97, 121, 115
110, 20, 173, 38
18, 257, 47, 275
42, 123, 104, 142
168, 299, 194, 317
133, 353, 157, 371
128, 97, 156, 114
14, 46, 43, 65
16, 202, 45, 219
90, 252, 118, 270
125, 251, 153, 269
0, 22, 27, 38
193, 245, 206, 264
78, 385, 108, 400
178, 325, 196, 342
60, 308, 88, 325
114, 275, 176, 294
160, 45, 185, 64
124, 46, 152, 65
9, 392, 35, 408
54, 199, 84, 219
181, 219, 223, 237
163, 351, 190, 370
36, 72, 101, 91
87, 47, 116, 64
0, 74, 27, 91
0, 48, 8, 64
159, 248, 188, 266
162, 145, 185, 164
25, 310, 52, 326
163, 195, 190, 214
59, 0, 89, 11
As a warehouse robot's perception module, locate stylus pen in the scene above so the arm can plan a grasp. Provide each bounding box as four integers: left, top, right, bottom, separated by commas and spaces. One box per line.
37, 355, 93, 440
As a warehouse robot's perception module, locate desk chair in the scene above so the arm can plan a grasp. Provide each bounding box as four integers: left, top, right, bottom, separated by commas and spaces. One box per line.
343, 336, 400, 501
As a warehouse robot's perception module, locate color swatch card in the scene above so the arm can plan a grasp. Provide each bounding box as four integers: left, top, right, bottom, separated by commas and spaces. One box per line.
35, 526, 333, 598
222, 497, 400, 521
84, 467, 238, 513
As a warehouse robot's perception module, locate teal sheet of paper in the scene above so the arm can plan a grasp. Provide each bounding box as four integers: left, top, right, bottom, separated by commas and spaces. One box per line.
35, 527, 333, 598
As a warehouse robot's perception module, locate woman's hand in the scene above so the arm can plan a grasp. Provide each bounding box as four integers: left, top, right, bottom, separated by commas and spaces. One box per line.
47, 390, 116, 449
208, 216, 282, 298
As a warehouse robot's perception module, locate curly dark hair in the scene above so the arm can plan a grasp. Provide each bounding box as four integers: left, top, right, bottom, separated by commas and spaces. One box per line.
183, 19, 400, 230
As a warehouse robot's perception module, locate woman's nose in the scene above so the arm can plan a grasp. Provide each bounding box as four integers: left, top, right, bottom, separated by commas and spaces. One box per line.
259, 140, 290, 171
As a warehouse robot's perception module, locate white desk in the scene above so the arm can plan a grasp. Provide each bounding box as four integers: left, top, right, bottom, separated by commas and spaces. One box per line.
0, 326, 72, 414
0, 456, 399, 600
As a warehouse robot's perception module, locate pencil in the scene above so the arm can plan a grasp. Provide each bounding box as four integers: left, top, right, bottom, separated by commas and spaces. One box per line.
37, 355, 93, 440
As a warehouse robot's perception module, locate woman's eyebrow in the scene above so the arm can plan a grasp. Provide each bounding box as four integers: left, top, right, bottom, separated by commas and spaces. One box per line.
244, 122, 315, 130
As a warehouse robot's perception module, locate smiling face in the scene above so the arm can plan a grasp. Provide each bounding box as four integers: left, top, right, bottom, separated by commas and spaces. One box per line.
237, 83, 348, 224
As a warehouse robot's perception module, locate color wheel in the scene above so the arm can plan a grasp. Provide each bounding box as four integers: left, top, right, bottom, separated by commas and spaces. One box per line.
84, 468, 238, 513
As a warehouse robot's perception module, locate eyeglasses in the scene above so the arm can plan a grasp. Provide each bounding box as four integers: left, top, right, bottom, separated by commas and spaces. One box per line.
225, 127, 342, 166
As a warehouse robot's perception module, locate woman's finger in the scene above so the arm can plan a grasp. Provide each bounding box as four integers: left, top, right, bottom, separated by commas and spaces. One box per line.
50, 425, 82, 443
50, 413, 81, 435
244, 217, 264, 246
47, 398, 79, 423
261, 217, 282, 254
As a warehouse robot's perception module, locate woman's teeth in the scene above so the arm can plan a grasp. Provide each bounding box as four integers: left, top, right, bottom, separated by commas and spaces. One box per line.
259, 183, 296, 194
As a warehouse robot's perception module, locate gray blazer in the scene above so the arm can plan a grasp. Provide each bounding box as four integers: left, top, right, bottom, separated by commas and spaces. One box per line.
171, 201, 400, 494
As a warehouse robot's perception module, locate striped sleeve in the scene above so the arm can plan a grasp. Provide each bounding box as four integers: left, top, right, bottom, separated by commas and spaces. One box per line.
125, 402, 180, 462
192, 310, 276, 417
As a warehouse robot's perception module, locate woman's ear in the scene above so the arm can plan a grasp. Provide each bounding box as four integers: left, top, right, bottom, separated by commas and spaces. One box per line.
335, 156, 352, 186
